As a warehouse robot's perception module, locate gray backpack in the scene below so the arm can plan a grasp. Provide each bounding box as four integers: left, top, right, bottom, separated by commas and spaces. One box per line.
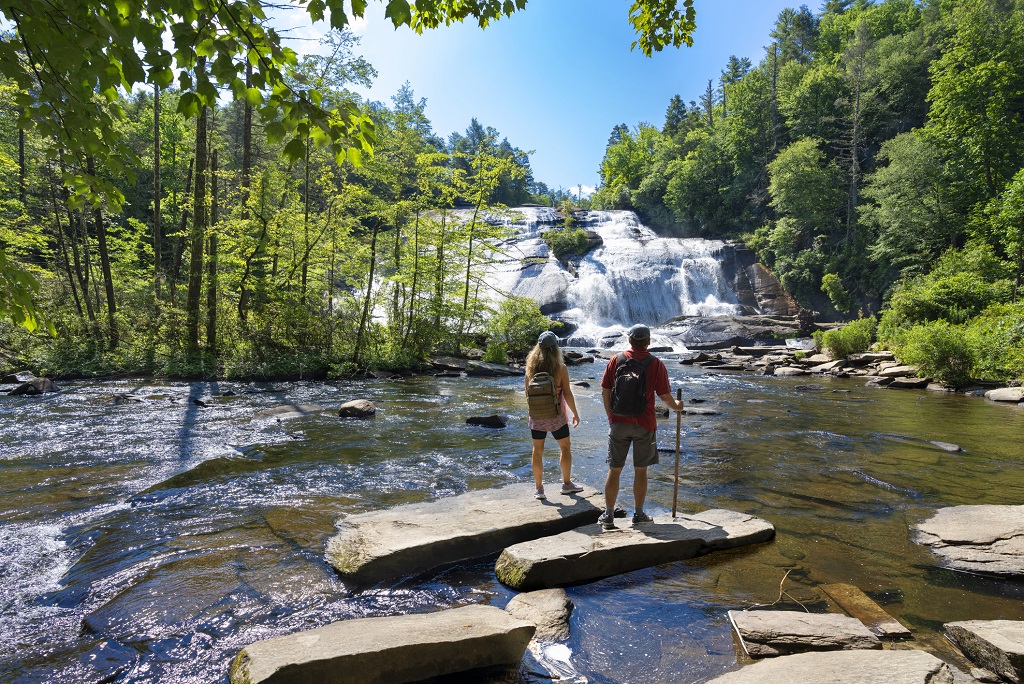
526, 372, 562, 419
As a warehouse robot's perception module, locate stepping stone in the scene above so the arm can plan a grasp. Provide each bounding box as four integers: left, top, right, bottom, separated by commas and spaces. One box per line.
494, 509, 774, 591
728, 610, 881, 657
326, 483, 603, 588
229, 604, 534, 684
945, 620, 1024, 683
505, 588, 573, 642
821, 583, 911, 639
914, 505, 1024, 575
705, 649, 953, 683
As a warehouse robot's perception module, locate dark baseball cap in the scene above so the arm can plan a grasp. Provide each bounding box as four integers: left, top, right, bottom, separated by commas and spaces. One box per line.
538, 331, 559, 348
627, 324, 650, 340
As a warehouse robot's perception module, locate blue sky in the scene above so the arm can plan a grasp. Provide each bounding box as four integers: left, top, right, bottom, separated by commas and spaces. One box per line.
279, 1, 799, 195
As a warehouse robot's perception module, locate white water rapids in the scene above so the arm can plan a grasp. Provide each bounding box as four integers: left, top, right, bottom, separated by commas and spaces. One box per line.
487, 208, 742, 347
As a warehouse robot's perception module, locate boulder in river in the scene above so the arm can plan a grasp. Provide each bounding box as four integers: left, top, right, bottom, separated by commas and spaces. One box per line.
7, 377, 59, 395
914, 505, 1024, 575
465, 360, 525, 377
887, 376, 931, 390
986, 387, 1024, 403
338, 400, 376, 418
467, 415, 507, 429
728, 610, 881, 657
505, 588, 573, 642
945, 620, 1024, 683
705, 649, 953, 684
1, 370, 35, 384
229, 604, 534, 684
773, 367, 809, 377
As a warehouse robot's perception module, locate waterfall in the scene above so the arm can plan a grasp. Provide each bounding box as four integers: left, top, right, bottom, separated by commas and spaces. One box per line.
488, 209, 742, 347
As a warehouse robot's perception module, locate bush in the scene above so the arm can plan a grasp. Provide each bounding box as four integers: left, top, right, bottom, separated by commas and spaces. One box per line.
486, 296, 552, 360
965, 302, 1024, 382
543, 226, 592, 261
482, 342, 508, 364
890, 320, 975, 388
814, 317, 876, 358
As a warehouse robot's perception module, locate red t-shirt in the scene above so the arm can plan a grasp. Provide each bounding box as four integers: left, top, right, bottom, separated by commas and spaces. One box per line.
600, 348, 671, 433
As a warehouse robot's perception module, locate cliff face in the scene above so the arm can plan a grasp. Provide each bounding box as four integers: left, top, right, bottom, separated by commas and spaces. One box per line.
718, 242, 801, 317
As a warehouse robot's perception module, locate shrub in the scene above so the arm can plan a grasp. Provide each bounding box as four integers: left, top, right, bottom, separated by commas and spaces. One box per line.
965, 302, 1024, 382
815, 317, 876, 358
486, 296, 552, 360
482, 342, 508, 364
543, 226, 592, 261
890, 320, 974, 388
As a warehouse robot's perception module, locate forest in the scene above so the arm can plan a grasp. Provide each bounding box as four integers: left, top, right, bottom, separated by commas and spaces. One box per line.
0, 0, 1021, 386
592, 0, 1024, 385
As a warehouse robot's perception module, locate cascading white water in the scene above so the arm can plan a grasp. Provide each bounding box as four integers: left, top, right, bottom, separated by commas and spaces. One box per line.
488, 208, 741, 347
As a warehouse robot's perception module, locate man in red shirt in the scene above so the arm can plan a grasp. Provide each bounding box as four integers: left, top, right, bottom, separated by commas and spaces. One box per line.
599, 324, 684, 529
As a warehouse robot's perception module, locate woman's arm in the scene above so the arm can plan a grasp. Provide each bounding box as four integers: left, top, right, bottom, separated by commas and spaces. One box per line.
560, 366, 580, 427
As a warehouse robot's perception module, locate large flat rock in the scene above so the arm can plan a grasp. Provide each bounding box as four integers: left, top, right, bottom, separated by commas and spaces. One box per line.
728, 610, 881, 657
326, 483, 603, 587
914, 505, 1024, 575
229, 604, 534, 684
494, 509, 774, 591
705, 649, 954, 683
945, 620, 1024, 683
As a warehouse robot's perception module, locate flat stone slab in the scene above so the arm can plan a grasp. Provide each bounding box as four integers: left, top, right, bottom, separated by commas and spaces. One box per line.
945, 620, 1024, 683
728, 610, 881, 657
705, 649, 953, 683
229, 604, 534, 684
253, 404, 323, 420
820, 583, 911, 639
327, 483, 603, 588
494, 509, 774, 591
914, 505, 1024, 575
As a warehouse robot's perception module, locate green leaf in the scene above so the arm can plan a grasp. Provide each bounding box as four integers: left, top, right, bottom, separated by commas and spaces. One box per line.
265, 121, 286, 143
385, 0, 412, 27
245, 87, 264, 106
283, 136, 306, 160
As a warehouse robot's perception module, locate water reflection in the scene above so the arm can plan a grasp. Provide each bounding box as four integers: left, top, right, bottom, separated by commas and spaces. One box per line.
1, 364, 1023, 683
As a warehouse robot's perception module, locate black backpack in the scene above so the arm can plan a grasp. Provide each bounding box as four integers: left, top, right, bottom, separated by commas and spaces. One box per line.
611, 353, 654, 417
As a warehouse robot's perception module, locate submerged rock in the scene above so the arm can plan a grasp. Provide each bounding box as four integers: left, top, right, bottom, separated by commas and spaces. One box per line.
229, 604, 534, 684
467, 415, 507, 428
253, 404, 323, 420
914, 505, 1024, 575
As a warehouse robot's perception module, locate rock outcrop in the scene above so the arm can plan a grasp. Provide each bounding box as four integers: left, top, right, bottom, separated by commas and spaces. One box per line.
465, 361, 525, 377
986, 387, 1024, 403
229, 604, 534, 684
504, 588, 573, 642
915, 505, 1024, 575
7, 377, 59, 395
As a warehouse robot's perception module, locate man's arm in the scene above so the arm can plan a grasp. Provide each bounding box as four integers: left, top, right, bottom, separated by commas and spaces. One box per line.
602, 387, 613, 422
658, 392, 684, 412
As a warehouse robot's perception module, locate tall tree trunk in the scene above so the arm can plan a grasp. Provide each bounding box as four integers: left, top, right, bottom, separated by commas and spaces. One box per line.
242, 61, 253, 190
206, 148, 219, 355
153, 84, 162, 302
87, 156, 117, 347
459, 195, 485, 340
169, 158, 194, 306
18, 124, 25, 207
49, 183, 84, 318
403, 209, 421, 347
301, 138, 310, 297
185, 59, 209, 355
433, 210, 447, 329
353, 219, 381, 366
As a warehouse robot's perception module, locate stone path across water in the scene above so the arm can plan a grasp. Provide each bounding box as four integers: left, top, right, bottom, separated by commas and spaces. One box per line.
325, 483, 604, 588
495, 509, 775, 591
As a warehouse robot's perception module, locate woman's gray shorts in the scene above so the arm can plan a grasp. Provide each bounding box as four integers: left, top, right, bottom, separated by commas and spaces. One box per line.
607, 422, 658, 468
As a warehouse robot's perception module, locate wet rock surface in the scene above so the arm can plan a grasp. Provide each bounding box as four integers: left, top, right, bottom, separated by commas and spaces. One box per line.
915, 505, 1024, 575
705, 649, 954, 683
945, 620, 1024, 683
728, 610, 881, 657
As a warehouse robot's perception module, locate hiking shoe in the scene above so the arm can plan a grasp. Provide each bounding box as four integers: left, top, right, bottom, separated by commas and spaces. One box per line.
598, 509, 616, 530
560, 481, 584, 494
534, 487, 546, 500
632, 511, 654, 525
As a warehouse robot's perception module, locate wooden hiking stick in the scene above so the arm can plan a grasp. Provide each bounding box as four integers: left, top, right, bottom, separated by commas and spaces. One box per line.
672, 387, 682, 519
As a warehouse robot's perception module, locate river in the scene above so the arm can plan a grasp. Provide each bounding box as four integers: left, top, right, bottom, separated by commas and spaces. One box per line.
2, 361, 1023, 683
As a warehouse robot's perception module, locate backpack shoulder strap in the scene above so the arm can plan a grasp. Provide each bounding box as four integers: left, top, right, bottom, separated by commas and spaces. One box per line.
638, 355, 655, 369
616, 352, 629, 365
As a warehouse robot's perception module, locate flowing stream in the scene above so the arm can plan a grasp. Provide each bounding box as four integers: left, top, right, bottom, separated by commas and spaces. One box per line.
2, 368, 1024, 683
